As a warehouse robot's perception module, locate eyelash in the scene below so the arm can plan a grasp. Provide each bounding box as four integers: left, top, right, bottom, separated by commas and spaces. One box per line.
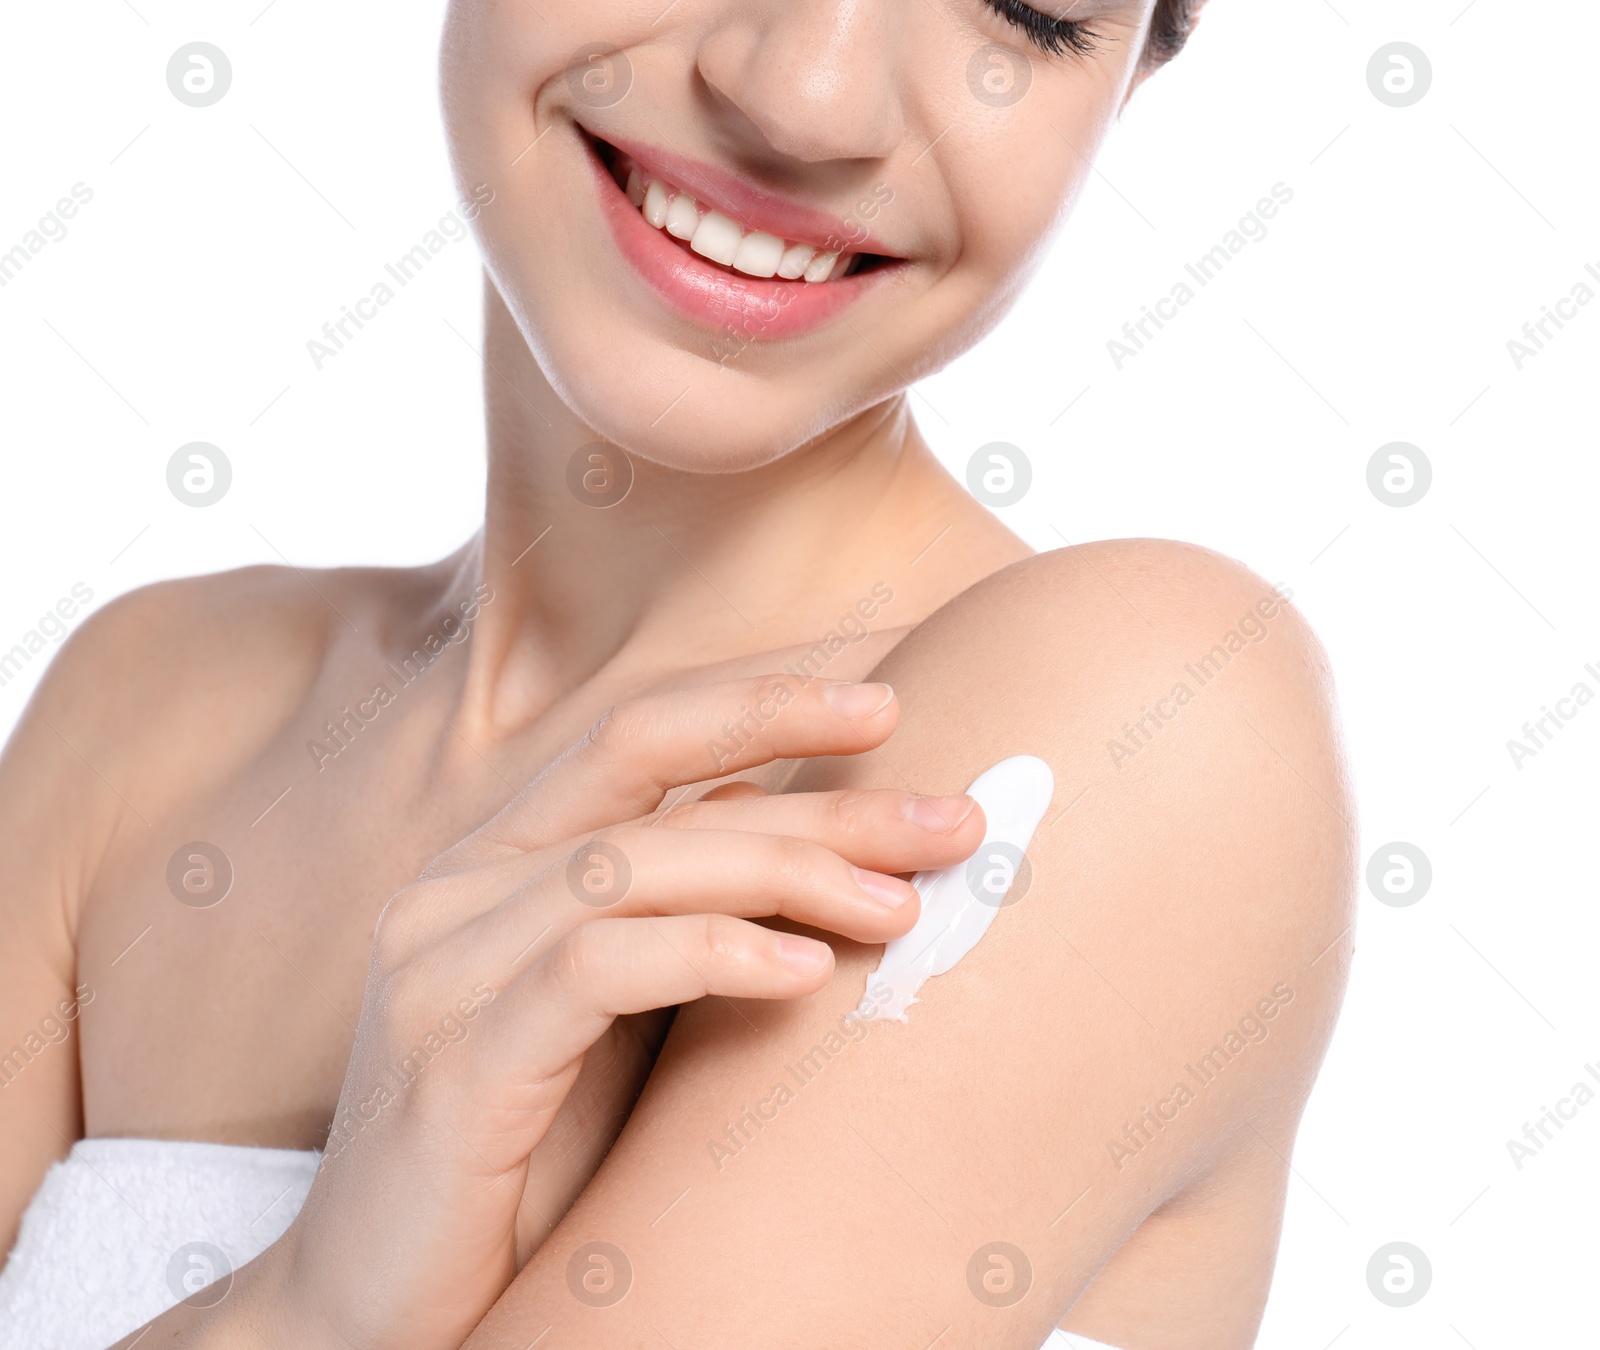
980, 0, 1103, 57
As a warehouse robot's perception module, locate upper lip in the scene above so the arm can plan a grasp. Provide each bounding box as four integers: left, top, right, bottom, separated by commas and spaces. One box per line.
588, 127, 895, 258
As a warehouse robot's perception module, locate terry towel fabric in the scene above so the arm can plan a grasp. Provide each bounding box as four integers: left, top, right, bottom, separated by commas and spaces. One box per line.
0, 1138, 1128, 1350
0, 1138, 318, 1350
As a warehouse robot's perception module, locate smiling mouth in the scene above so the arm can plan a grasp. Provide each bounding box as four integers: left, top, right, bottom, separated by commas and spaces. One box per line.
586, 132, 896, 285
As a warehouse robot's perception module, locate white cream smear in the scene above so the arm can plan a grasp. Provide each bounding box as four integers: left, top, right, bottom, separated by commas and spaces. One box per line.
855, 755, 1055, 1023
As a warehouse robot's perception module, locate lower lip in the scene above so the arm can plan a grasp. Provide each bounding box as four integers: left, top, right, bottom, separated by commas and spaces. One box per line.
581, 134, 893, 341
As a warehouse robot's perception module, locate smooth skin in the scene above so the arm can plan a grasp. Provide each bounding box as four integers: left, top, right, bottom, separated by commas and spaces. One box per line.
0, 0, 1356, 1346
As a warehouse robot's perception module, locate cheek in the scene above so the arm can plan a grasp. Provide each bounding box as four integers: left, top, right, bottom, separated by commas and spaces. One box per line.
941, 86, 1119, 292
441, 9, 581, 334
440, 6, 656, 326
442, 0, 605, 181
442, 5, 536, 171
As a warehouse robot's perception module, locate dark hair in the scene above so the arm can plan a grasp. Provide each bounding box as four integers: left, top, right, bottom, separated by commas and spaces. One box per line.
1143, 0, 1203, 69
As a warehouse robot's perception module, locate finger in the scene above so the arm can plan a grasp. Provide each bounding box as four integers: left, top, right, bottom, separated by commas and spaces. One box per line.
655, 787, 982, 875
387, 783, 974, 966
452, 677, 898, 861
459, 826, 922, 967
480, 914, 836, 1078
695, 781, 769, 802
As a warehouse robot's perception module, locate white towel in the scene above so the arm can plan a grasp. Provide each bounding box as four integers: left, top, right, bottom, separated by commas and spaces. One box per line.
0, 1137, 1127, 1350
0, 1138, 318, 1350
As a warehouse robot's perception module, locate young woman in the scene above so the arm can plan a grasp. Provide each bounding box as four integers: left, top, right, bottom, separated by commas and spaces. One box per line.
0, 1, 1355, 1347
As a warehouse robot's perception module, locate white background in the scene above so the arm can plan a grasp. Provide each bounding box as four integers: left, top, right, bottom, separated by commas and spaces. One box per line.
2, 0, 1596, 1345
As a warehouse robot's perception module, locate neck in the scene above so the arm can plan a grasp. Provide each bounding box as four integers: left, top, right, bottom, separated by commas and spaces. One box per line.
451, 284, 1027, 739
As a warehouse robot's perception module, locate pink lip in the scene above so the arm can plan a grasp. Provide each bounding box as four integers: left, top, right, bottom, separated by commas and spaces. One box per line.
581, 131, 898, 341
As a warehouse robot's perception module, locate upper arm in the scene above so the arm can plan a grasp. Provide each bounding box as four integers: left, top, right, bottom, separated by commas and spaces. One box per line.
0, 565, 332, 1256
0, 596, 136, 1254
466, 541, 1356, 1348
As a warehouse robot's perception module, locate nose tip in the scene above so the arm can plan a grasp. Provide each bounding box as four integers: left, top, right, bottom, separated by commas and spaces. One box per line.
694, 11, 906, 165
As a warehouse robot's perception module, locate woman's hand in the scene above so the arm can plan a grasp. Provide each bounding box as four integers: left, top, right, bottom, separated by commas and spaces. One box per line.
230, 676, 983, 1350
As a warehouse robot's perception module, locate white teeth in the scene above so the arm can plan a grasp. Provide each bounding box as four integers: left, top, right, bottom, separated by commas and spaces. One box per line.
803, 250, 840, 283
642, 178, 669, 229
626, 163, 856, 282
664, 193, 700, 240
732, 230, 785, 278
689, 210, 742, 267
777, 243, 815, 280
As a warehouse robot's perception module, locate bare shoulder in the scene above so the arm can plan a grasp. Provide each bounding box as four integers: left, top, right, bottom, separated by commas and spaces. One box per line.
840, 531, 1356, 1094
856, 534, 1357, 1051
42, 563, 350, 725
0, 562, 362, 959
471, 540, 1356, 1348
0, 558, 420, 1246
883, 536, 1340, 766
0, 553, 467, 955
866, 535, 1351, 919
8, 558, 458, 825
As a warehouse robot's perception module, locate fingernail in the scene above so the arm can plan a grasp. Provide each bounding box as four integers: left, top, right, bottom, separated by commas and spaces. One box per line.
902, 794, 976, 832
823, 682, 894, 719
774, 933, 832, 974
852, 866, 914, 908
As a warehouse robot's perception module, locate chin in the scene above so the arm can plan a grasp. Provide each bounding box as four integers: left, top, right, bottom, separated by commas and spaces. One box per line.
481, 268, 866, 475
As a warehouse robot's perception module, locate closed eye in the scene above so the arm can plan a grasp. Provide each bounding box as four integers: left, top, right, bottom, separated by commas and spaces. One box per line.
980, 0, 1104, 57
